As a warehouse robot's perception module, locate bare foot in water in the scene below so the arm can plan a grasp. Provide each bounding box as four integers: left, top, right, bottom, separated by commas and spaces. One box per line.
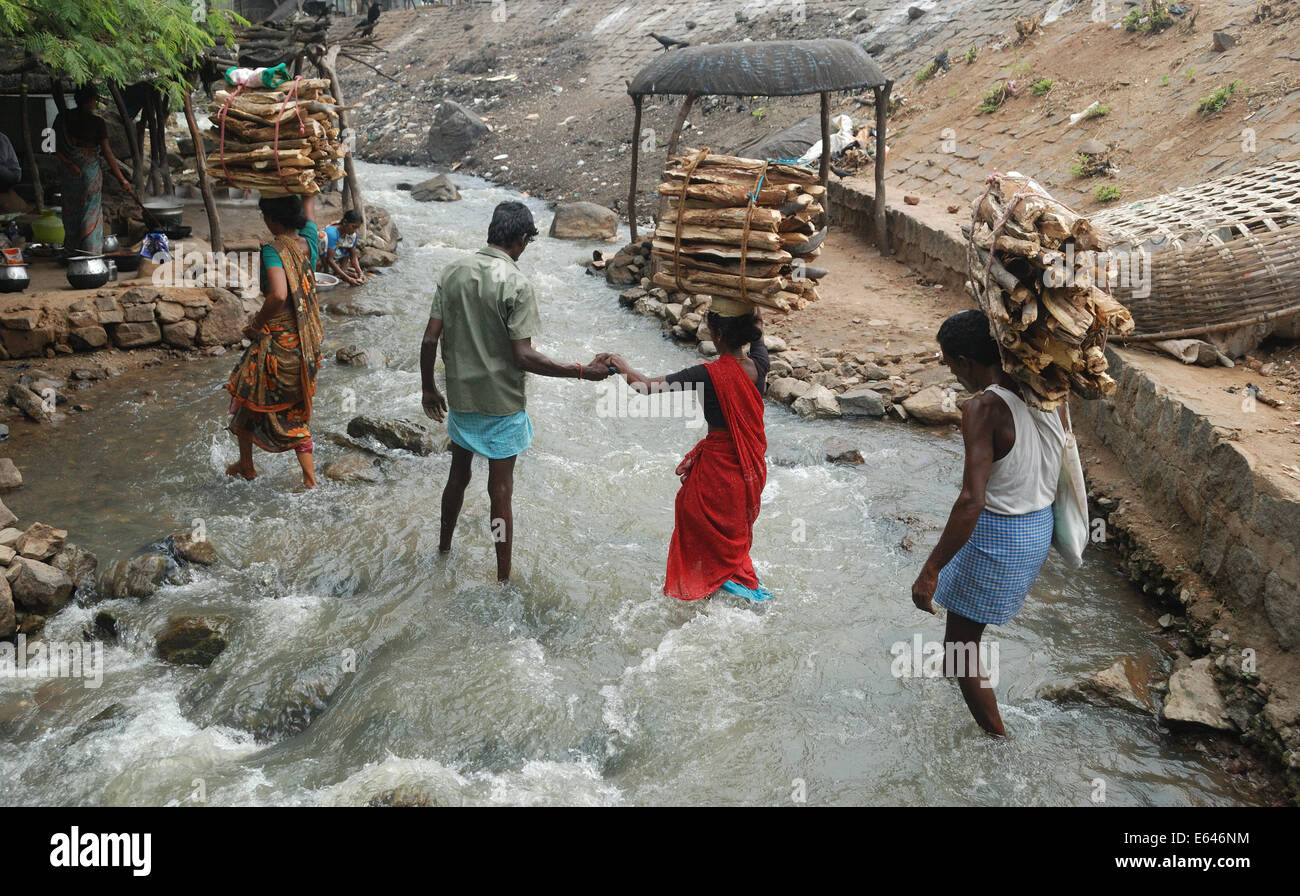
296, 451, 316, 489
225, 461, 257, 480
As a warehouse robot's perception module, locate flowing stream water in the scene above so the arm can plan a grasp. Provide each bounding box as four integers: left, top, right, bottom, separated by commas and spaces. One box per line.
0, 163, 1258, 806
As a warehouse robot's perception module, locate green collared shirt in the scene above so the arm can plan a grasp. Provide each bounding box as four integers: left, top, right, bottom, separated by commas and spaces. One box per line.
430, 246, 542, 416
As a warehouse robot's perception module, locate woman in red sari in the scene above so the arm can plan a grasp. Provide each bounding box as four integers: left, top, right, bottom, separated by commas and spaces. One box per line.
601, 306, 772, 601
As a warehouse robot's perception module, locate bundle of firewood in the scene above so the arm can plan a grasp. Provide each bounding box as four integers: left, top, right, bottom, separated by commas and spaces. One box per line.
653, 148, 829, 313
967, 171, 1135, 409
205, 78, 347, 196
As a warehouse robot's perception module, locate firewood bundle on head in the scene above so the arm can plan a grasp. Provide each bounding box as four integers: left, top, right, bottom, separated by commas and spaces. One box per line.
966, 171, 1136, 410
653, 147, 829, 314
205, 78, 347, 196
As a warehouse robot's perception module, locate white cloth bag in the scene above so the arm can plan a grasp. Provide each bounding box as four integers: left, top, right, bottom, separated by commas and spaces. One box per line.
1052, 404, 1089, 567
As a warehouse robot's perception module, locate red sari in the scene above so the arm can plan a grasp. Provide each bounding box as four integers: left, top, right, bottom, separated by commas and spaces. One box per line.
664, 353, 768, 601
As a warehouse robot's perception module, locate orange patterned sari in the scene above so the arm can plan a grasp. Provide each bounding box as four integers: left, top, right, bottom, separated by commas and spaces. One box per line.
226, 234, 324, 453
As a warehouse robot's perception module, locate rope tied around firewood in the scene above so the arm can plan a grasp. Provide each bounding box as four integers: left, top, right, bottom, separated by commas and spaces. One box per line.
671, 147, 710, 294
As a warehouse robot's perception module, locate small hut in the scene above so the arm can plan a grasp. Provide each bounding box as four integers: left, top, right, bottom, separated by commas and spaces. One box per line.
626, 39, 893, 248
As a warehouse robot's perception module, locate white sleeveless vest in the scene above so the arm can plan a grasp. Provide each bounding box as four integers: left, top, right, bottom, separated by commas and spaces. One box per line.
982, 384, 1066, 515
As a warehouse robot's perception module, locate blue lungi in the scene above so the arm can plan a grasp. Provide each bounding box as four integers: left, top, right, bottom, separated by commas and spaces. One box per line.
446, 409, 534, 460
934, 505, 1053, 625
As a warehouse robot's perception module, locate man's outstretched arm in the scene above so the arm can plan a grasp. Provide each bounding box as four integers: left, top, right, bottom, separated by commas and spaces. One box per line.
511, 338, 611, 381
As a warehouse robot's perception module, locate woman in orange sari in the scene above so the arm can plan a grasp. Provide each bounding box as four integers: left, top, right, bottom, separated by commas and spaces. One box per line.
601, 306, 772, 601
225, 195, 324, 488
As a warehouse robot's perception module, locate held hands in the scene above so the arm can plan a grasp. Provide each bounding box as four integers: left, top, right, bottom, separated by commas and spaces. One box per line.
422, 387, 447, 422
581, 355, 613, 381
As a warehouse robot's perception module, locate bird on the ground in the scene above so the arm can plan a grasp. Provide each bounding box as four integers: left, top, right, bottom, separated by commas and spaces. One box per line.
649, 32, 691, 51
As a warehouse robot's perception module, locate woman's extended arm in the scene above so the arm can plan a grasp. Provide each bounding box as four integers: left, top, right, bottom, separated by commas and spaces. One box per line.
597, 353, 677, 395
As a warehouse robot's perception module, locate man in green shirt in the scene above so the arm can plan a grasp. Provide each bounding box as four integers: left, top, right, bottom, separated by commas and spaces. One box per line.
420, 200, 610, 582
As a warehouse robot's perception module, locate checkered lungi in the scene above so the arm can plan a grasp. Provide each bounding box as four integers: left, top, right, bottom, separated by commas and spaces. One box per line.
446, 409, 534, 460
934, 505, 1054, 625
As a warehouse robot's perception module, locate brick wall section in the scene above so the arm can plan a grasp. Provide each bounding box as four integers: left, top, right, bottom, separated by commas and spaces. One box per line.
1076, 348, 1300, 652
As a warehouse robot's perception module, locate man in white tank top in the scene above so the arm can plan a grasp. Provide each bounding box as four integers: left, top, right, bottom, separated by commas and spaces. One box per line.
910, 310, 1066, 738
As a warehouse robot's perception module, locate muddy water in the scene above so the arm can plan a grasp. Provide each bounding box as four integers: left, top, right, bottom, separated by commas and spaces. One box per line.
0, 163, 1258, 806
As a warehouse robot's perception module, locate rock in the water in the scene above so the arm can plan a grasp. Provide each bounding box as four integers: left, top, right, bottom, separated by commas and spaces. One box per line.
98, 552, 171, 600
9, 383, 53, 423
838, 387, 887, 417
908, 5, 925, 19
156, 615, 231, 667
323, 452, 383, 483
903, 385, 962, 425
346, 416, 435, 455
88, 610, 120, 644
410, 174, 462, 202
15, 522, 66, 561
0, 497, 16, 529
49, 543, 97, 595
6, 556, 74, 615
169, 532, 218, 566
336, 345, 378, 367
1039, 658, 1154, 713
426, 100, 489, 163
823, 437, 865, 464
0, 575, 14, 638
549, 202, 619, 240
793, 385, 842, 418
0, 459, 20, 491
1160, 657, 1235, 732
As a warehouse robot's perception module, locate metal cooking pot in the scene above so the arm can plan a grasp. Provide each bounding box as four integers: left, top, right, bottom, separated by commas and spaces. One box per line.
141, 199, 184, 229
67, 255, 111, 290
0, 263, 29, 293
103, 233, 121, 254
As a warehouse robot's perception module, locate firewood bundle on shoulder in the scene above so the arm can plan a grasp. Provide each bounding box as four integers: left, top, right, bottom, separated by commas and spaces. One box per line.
653, 147, 829, 313
967, 171, 1136, 410
205, 78, 347, 196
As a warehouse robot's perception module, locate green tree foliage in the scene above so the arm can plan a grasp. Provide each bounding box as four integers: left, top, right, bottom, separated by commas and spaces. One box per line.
0, 0, 244, 100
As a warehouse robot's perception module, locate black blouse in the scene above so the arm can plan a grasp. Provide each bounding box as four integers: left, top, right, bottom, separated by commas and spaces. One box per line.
664, 338, 770, 429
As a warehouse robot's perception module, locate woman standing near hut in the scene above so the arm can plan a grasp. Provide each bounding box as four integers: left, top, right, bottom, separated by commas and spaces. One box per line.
225, 194, 323, 489
600, 305, 772, 601
53, 84, 131, 255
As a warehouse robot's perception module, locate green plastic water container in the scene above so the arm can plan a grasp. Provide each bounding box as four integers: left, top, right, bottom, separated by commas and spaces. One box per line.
32, 208, 64, 245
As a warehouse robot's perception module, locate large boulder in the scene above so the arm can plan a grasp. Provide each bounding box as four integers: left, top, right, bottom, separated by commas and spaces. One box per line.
426, 100, 489, 164
410, 174, 462, 202
903, 385, 962, 425
6, 556, 74, 615
1160, 657, 1235, 732
197, 288, 248, 347
549, 202, 619, 241
0, 459, 20, 491
156, 615, 231, 667
15, 522, 66, 561
162, 319, 198, 347
346, 416, 435, 456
